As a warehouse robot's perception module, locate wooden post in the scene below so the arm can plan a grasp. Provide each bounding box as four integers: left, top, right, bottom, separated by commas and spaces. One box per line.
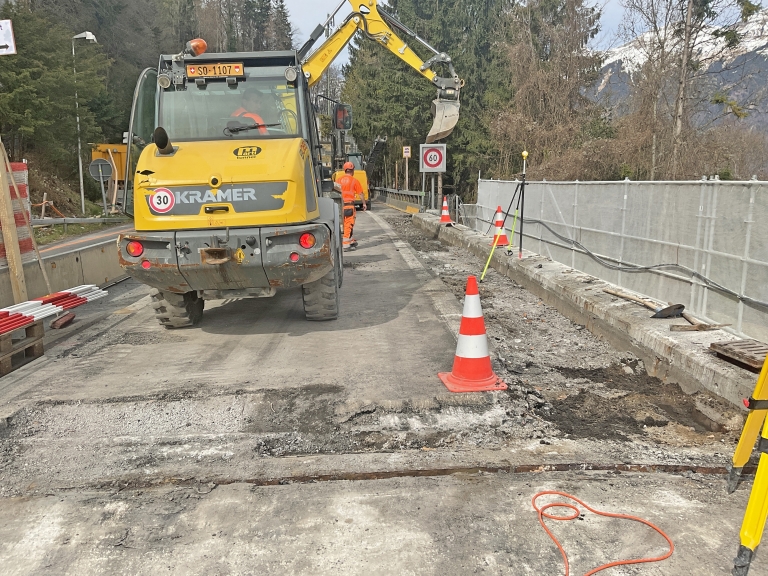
1, 146, 52, 295
0, 147, 28, 303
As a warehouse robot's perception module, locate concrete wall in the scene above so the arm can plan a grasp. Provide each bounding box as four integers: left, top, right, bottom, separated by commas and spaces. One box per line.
472, 179, 768, 343
0, 240, 123, 308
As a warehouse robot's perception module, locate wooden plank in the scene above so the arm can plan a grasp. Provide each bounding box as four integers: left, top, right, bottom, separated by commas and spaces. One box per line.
0, 140, 27, 303
711, 339, 768, 372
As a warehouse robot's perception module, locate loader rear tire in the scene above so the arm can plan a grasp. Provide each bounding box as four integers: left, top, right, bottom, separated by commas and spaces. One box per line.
302, 261, 340, 321
151, 289, 204, 328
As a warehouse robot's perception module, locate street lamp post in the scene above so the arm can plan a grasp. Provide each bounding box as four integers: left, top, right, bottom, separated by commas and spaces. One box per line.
72, 31, 97, 215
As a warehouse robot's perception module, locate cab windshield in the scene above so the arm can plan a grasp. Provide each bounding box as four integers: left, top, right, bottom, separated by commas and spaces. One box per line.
348, 155, 364, 170
159, 74, 301, 141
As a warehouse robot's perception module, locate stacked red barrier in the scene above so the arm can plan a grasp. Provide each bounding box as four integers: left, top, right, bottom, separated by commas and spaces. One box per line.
0, 285, 108, 335
0, 161, 34, 269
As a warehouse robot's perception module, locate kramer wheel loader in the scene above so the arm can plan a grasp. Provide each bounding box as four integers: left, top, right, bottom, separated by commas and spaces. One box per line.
117, 1, 462, 328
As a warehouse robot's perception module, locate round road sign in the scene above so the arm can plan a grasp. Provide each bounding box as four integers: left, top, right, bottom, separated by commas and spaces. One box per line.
149, 188, 175, 214
88, 158, 113, 182
423, 147, 444, 170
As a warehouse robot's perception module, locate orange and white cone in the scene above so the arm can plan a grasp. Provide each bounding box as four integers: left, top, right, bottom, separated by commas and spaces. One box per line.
439, 196, 453, 225
490, 206, 509, 246
439, 276, 507, 393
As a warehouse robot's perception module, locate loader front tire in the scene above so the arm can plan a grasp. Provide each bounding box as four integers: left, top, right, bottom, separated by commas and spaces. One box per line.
151, 289, 204, 328
302, 261, 340, 321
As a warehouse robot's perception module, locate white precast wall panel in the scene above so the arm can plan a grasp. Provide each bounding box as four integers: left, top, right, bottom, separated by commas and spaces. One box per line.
475, 179, 768, 343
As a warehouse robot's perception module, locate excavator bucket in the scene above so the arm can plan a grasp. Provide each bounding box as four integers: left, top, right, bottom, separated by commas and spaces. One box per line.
426, 98, 461, 143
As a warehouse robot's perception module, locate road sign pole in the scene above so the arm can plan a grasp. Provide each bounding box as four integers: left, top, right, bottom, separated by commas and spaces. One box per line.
405, 157, 409, 191
431, 175, 435, 210
98, 165, 109, 216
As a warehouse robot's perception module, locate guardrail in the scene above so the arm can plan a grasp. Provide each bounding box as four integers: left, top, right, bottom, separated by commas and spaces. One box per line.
32, 217, 131, 229
371, 187, 424, 214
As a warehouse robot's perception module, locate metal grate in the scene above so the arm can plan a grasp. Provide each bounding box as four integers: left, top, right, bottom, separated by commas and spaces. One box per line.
710, 339, 768, 373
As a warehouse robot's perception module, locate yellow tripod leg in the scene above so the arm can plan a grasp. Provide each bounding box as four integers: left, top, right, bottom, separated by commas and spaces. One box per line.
729, 355, 768, 494
733, 418, 768, 575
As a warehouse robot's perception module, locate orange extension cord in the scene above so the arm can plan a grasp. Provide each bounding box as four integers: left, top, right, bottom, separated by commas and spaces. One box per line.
532, 491, 675, 576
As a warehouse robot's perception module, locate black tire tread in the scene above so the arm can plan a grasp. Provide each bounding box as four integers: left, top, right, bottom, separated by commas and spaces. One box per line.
150, 289, 204, 328
302, 264, 339, 321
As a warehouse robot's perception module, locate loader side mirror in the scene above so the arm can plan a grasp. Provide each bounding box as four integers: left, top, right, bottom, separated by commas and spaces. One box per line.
333, 103, 353, 131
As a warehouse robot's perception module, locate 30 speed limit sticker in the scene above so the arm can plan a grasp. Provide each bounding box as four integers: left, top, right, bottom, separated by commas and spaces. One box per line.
149, 188, 175, 214
420, 144, 447, 173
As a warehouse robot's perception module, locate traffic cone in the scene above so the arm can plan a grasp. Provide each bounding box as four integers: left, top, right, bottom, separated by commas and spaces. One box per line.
490, 206, 509, 246
439, 276, 508, 393
439, 196, 453, 225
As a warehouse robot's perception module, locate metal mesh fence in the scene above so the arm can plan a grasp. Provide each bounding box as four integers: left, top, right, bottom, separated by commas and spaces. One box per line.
472, 179, 768, 343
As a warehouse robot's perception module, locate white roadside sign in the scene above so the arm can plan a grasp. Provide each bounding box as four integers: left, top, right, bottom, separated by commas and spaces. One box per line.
0, 20, 17, 56
420, 144, 446, 173
403, 146, 411, 159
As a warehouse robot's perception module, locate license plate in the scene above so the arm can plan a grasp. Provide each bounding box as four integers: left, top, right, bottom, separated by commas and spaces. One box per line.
186, 63, 245, 78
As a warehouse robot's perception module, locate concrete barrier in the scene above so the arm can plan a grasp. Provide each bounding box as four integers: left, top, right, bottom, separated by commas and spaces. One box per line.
0, 239, 123, 308
371, 188, 424, 214
413, 212, 756, 408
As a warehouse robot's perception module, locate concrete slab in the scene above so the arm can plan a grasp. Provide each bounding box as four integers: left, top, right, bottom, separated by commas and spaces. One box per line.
0, 471, 751, 575
413, 213, 757, 408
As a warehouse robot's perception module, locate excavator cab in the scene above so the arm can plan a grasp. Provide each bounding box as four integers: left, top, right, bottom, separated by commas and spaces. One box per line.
334, 103, 353, 131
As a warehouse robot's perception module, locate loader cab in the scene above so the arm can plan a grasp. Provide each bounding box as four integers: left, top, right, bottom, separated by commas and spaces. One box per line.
124, 48, 325, 217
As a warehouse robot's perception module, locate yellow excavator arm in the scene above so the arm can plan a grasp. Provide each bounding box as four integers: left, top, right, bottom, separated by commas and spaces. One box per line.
300, 0, 462, 143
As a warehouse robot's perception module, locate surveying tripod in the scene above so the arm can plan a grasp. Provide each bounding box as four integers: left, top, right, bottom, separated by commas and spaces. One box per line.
729, 355, 768, 575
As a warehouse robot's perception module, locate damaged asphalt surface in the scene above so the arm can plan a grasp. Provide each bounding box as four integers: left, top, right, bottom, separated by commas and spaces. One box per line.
0, 206, 759, 575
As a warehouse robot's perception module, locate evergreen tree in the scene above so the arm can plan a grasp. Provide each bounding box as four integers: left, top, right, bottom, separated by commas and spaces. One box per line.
269, 0, 293, 50
0, 4, 107, 169
249, 0, 272, 52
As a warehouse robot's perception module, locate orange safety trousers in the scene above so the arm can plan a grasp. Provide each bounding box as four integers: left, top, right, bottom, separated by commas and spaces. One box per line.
343, 204, 356, 246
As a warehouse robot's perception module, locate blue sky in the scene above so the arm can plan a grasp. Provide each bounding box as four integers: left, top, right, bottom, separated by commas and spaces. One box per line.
285, 0, 627, 57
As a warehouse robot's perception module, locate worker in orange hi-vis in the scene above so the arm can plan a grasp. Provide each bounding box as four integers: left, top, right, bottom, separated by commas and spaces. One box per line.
337, 161, 366, 250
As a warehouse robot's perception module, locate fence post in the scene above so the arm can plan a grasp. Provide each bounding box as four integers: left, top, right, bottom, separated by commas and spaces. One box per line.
737, 184, 756, 335
618, 178, 629, 288
701, 178, 720, 318
572, 181, 579, 269
691, 177, 708, 313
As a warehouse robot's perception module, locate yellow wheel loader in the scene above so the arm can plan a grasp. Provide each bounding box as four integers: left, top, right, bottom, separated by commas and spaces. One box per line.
117, 1, 461, 328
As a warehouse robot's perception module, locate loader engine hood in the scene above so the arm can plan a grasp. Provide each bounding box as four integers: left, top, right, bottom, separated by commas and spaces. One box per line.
132, 138, 320, 232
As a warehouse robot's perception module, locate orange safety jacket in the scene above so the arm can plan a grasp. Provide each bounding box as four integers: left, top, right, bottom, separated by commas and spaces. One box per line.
337, 174, 363, 205
231, 108, 268, 134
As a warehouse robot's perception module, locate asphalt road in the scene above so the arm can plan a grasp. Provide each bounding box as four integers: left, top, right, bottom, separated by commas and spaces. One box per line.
0, 207, 757, 575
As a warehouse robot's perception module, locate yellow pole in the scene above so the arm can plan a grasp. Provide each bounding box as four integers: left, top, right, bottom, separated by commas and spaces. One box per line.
729, 355, 768, 493
733, 416, 768, 575
481, 228, 501, 282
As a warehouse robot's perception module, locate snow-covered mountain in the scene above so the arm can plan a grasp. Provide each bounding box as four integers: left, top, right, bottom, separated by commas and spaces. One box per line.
594, 9, 768, 128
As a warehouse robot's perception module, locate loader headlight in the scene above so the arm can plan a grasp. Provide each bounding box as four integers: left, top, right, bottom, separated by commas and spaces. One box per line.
158, 74, 172, 89
284, 67, 298, 83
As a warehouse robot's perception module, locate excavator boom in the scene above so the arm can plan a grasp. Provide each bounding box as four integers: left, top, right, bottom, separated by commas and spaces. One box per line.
302, 0, 462, 142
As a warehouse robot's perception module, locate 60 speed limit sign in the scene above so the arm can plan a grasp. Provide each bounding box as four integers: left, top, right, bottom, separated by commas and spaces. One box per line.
420, 144, 446, 173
